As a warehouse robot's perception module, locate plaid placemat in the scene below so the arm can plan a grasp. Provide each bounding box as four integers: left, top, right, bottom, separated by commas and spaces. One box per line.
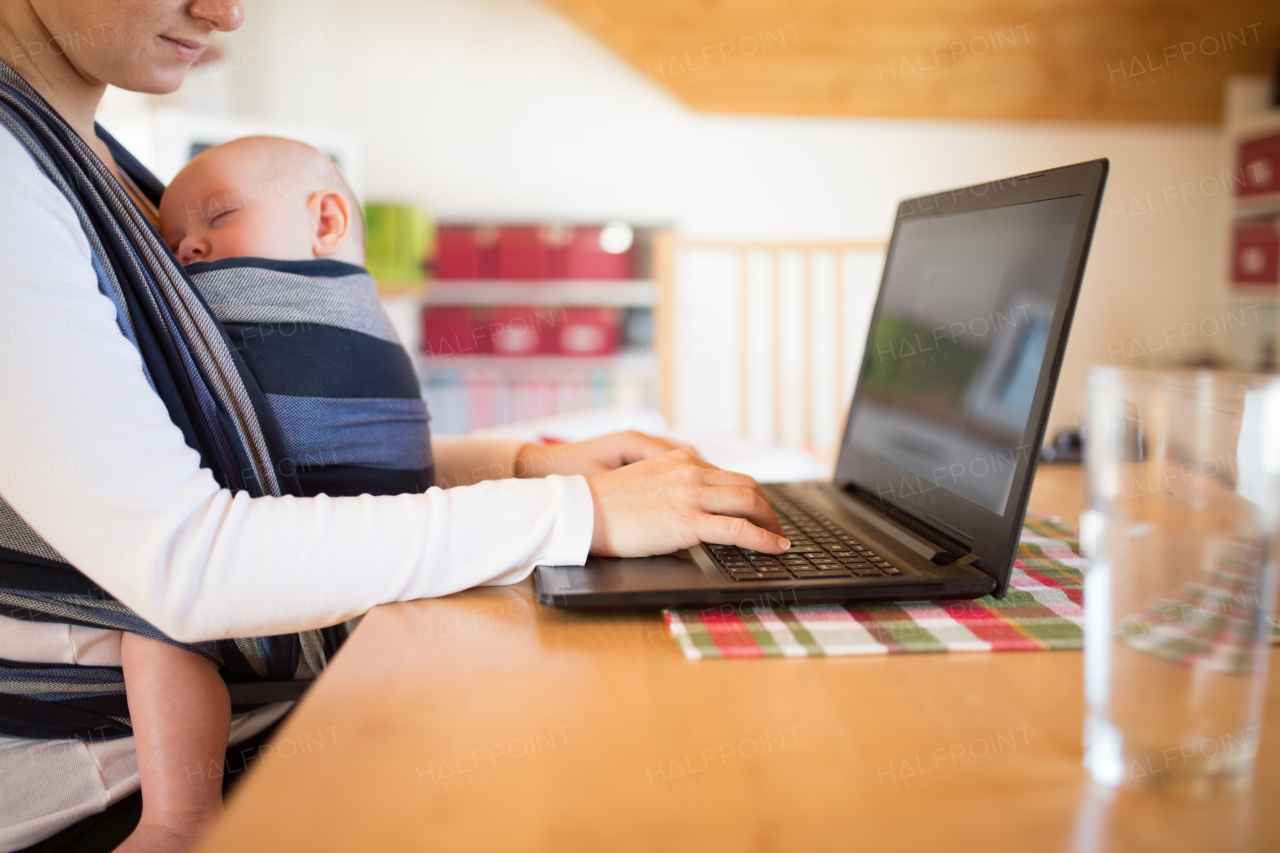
664, 512, 1280, 660
1122, 538, 1271, 676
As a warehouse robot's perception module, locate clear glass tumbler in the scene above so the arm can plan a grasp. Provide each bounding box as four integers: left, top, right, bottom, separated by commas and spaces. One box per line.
1083, 368, 1280, 797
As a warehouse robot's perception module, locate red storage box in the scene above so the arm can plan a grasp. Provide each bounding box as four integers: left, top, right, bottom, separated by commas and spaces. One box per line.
492, 306, 559, 355
422, 307, 492, 356
542, 225, 573, 279
557, 307, 622, 356
1238, 134, 1280, 197
566, 227, 632, 280
1232, 219, 1279, 285
497, 227, 548, 279
434, 226, 498, 279
435, 227, 478, 279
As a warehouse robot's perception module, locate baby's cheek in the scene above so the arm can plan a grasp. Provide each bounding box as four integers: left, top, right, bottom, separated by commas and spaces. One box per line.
206, 223, 262, 262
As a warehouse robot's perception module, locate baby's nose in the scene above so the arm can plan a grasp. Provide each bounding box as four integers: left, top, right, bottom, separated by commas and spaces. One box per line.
177, 236, 209, 266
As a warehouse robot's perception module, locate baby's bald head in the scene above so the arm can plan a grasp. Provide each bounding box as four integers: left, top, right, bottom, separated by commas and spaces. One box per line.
159, 135, 364, 267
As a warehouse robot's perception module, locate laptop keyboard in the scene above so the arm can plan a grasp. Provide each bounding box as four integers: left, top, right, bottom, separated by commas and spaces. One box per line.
704, 484, 904, 582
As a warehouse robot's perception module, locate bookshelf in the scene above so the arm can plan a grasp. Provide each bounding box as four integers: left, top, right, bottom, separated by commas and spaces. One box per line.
416, 224, 666, 434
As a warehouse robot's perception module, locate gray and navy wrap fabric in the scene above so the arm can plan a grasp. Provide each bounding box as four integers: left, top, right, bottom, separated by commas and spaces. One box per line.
0, 60, 430, 742
186, 257, 434, 497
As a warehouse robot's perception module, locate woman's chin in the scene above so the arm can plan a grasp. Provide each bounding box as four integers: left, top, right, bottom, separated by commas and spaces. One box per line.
110, 64, 191, 97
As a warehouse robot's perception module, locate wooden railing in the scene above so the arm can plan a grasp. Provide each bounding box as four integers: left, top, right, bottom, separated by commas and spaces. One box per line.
653, 234, 888, 460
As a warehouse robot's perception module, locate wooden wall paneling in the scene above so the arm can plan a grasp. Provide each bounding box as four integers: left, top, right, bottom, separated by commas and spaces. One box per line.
541, 0, 1280, 122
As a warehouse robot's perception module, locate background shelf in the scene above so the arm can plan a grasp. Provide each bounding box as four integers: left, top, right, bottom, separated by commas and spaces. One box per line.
1234, 196, 1280, 219
420, 352, 656, 434
426, 280, 657, 307
420, 351, 655, 374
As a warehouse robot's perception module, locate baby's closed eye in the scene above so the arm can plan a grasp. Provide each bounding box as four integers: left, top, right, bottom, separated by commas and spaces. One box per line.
209, 208, 240, 227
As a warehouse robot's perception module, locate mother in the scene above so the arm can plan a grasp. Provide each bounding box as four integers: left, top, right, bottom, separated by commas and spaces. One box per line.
0, 1, 785, 848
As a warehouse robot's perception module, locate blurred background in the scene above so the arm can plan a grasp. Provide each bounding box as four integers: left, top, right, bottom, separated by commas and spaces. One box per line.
98, 0, 1280, 470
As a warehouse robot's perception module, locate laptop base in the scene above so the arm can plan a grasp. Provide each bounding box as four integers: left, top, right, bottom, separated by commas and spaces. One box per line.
535, 482, 996, 610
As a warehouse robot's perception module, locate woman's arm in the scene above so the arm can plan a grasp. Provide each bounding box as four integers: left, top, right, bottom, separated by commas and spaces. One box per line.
432, 431, 698, 487
431, 437, 528, 487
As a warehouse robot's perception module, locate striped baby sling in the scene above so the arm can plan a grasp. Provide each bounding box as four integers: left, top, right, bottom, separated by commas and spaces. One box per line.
0, 60, 431, 741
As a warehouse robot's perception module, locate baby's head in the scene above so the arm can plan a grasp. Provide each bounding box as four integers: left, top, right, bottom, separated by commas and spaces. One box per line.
159, 136, 363, 267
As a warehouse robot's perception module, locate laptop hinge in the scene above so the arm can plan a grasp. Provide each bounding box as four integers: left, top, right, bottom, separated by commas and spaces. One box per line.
822, 484, 959, 565
833, 481, 977, 564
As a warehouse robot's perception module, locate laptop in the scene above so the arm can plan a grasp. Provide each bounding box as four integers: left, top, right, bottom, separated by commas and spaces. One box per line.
536, 159, 1109, 609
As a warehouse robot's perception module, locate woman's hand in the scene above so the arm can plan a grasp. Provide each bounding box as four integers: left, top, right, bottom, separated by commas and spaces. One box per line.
586, 449, 789, 557
516, 430, 698, 478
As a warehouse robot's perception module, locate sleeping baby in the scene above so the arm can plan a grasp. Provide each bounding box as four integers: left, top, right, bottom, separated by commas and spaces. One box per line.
116, 137, 428, 852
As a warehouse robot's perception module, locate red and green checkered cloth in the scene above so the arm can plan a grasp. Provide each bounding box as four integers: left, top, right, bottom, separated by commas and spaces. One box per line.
664, 512, 1280, 660
1121, 537, 1272, 676
664, 512, 1089, 659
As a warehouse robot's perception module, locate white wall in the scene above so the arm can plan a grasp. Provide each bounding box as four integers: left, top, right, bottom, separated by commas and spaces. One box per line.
192, 0, 1228, 440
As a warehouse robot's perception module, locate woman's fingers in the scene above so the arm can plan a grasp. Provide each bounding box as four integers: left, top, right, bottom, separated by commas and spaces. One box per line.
694, 485, 784, 536
694, 512, 790, 554
626, 431, 700, 457
668, 458, 772, 507
616, 431, 695, 461
567, 431, 709, 474
651, 435, 701, 458
586, 450, 788, 557
517, 431, 700, 478
637, 438, 716, 466
692, 466, 770, 501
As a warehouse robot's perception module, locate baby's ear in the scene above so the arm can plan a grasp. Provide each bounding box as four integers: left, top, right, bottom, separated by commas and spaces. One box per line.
308, 189, 350, 257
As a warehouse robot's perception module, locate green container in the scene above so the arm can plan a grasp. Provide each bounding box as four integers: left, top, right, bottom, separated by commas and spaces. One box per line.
364, 203, 433, 290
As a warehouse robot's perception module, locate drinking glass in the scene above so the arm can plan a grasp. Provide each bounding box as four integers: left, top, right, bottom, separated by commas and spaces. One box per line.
1083, 368, 1280, 797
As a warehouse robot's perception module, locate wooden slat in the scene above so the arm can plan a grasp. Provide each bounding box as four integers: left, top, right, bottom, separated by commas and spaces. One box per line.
739, 249, 750, 435
802, 251, 812, 449
652, 228, 676, 425
834, 250, 846, 435
771, 249, 782, 442
540, 0, 1280, 123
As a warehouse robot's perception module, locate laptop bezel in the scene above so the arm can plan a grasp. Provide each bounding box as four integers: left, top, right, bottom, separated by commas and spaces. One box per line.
832, 159, 1109, 594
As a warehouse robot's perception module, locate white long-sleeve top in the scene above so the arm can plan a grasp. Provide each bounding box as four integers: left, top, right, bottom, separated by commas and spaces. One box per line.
0, 126, 593, 847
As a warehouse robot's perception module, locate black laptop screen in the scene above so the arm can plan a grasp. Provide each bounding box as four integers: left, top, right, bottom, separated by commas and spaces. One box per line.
846, 194, 1084, 515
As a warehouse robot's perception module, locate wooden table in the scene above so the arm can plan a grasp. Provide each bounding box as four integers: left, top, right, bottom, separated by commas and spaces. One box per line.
200, 465, 1280, 852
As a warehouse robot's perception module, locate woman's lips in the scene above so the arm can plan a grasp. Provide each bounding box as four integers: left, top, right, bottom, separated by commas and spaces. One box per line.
159, 35, 208, 62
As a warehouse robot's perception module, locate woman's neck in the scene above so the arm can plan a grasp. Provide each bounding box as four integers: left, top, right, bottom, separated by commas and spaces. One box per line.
0, 9, 112, 163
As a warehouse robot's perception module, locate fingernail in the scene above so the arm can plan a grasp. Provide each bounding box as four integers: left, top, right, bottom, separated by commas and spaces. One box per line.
780, 538, 791, 550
